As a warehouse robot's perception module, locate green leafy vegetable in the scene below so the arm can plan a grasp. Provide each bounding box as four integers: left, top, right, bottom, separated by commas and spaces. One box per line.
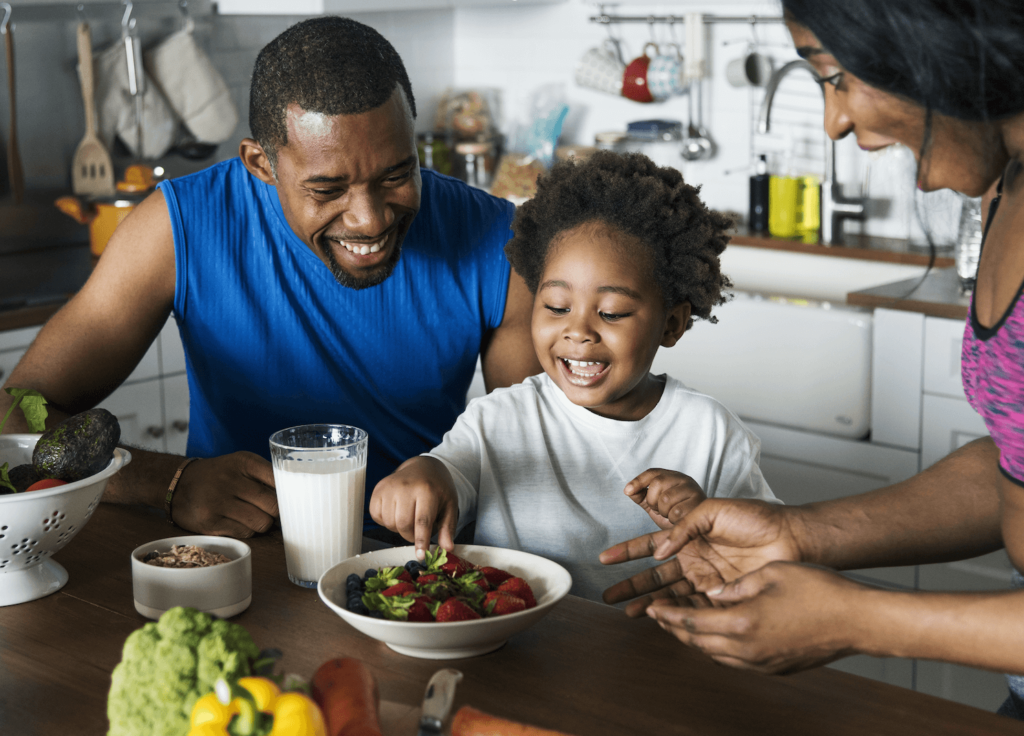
0, 388, 48, 493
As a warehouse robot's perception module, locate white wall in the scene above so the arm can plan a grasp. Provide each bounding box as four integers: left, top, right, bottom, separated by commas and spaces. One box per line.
452, 0, 961, 244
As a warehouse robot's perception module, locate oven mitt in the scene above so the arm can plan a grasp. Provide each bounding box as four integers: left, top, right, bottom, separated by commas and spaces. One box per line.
145, 18, 239, 145
92, 39, 177, 160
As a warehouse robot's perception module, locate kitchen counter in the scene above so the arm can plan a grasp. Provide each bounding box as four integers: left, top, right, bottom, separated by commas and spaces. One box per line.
730, 226, 956, 268
5, 502, 1024, 735
847, 267, 970, 320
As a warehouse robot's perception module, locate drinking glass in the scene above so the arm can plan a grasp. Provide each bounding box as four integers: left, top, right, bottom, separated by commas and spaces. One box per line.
269, 424, 368, 588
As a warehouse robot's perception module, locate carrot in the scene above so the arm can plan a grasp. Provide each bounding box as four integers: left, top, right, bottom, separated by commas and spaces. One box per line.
451, 706, 578, 736
310, 658, 383, 736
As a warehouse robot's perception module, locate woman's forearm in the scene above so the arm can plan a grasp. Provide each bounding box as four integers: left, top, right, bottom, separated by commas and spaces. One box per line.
791, 437, 1004, 570
856, 585, 1024, 674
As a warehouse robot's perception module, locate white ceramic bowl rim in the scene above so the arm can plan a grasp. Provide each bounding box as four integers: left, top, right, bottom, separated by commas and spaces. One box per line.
0, 434, 130, 502
132, 535, 252, 572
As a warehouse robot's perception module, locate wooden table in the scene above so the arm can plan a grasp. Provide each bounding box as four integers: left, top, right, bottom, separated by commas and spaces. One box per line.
3, 505, 1022, 736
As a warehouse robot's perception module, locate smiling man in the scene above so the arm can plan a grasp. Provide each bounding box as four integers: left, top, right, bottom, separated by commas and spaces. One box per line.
0, 17, 539, 538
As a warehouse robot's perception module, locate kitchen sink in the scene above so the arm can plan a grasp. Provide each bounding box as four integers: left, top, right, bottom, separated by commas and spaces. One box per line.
652, 245, 929, 439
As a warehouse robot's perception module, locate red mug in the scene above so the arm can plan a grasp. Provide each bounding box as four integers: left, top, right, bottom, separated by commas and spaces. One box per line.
622, 43, 657, 103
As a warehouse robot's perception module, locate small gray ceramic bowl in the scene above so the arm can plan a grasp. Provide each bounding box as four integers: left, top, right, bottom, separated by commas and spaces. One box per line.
131, 535, 252, 619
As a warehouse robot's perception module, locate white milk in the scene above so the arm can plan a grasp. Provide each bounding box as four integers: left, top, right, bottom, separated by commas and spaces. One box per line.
274, 456, 366, 586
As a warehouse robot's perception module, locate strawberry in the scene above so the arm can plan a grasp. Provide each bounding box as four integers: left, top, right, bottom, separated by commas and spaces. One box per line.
483, 590, 526, 617
435, 598, 481, 622
479, 566, 513, 588
497, 577, 536, 608
382, 581, 417, 597
407, 597, 435, 622
397, 570, 414, 584
416, 573, 441, 584
440, 553, 474, 579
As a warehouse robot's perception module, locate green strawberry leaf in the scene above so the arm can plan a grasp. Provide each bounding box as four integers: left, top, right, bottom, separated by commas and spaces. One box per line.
424, 547, 447, 573
1, 388, 47, 434
364, 566, 404, 593
0, 462, 15, 493
427, 599, 442, 618
362, 590, 416, 620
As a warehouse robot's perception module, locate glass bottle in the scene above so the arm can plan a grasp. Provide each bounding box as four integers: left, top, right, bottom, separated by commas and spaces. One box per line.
956, 195, 983, 293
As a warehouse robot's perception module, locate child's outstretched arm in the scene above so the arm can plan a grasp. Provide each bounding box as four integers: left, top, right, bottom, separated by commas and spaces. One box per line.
370, 456, 460, 560
624, 468, 707, 529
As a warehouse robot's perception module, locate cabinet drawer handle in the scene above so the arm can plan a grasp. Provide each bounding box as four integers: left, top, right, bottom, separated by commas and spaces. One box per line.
171, 420, 189, 433
145, 426, 165, 438
0, 367, 4, 380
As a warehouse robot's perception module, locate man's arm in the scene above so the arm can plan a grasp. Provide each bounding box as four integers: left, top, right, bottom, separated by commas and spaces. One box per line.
480, 268, 541, 392
1, 191, 277, 537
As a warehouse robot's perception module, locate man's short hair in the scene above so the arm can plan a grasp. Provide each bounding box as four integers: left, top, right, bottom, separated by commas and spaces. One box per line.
249, 16, 417, 167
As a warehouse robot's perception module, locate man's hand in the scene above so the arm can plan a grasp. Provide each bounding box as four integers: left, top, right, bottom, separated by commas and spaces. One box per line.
370, 456, 459, 560
600, 498, 802, 615
624, 468, 706, 529
645, 561, 867, 674
170, 451, 278, 538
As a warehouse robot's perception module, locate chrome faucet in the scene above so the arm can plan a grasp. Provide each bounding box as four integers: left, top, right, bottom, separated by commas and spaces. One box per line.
758, 60, 865, 245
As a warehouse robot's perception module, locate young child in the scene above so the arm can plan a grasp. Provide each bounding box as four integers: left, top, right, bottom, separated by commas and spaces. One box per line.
370, 151, 778, 602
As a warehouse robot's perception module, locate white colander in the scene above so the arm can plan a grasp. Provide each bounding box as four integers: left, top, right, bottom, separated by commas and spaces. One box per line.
0, 434, 131, 606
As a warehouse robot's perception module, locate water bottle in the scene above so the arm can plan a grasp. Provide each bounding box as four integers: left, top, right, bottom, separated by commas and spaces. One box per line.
955, 196, 983, 293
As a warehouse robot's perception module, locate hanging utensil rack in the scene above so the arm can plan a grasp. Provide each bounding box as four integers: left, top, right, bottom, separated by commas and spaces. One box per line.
0, 0, 210, 25
589, 12, 784, 26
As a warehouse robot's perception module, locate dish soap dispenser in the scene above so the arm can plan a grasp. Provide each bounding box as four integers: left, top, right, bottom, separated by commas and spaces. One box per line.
749, 154, 770, 233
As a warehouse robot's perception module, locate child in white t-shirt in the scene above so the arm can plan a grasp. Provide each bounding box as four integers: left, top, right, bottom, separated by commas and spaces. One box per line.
370, 151, 778, 602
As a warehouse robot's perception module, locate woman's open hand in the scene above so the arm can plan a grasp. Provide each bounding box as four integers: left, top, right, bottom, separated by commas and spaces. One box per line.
600, 497, 803, 615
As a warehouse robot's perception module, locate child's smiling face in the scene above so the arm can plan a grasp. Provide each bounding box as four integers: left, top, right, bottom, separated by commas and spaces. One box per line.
532, 220, 689, 421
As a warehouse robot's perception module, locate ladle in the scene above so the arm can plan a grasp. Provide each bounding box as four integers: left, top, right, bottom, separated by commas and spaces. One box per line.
681, 80, 713, 161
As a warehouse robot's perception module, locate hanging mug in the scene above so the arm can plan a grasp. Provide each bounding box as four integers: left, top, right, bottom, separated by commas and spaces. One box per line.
726, 49, 774, 88
575, 39, 626, 96
622, 43, 658, 104
648, 43, 687, 101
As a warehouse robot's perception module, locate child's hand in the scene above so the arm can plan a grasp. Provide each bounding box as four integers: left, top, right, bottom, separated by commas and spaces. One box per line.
370, 456, 459, 560
624, 469, 707, 530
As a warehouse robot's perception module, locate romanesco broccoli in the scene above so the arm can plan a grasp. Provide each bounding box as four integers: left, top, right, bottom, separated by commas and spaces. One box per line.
107, 606, 260, 736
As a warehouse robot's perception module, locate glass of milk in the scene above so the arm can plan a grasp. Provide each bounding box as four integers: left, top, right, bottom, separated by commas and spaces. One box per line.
269, 424, 368, 588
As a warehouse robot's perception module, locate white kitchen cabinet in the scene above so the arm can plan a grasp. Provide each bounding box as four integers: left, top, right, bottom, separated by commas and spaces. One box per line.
871, 309, 925, 450
919, 393, 989, 471
164, 374, 191, 457
97, 379, 166, 453
923, 316, 969, 399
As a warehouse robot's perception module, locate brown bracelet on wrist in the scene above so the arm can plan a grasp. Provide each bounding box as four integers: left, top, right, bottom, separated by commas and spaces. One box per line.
165, 457, 198, 525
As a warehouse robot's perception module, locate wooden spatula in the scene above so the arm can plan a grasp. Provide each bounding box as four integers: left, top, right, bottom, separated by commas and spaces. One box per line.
3, 20, 23, 203
72, 22, 114, 197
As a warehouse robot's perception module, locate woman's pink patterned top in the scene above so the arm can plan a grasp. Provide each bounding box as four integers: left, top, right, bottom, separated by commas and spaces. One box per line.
960, 189, 1024, 485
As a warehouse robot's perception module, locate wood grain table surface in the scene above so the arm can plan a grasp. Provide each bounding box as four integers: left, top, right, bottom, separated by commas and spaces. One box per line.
2, 503, 1022, 736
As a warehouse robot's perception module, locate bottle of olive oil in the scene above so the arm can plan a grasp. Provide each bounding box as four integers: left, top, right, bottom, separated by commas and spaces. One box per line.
796, 174, 821, 243
769, 153, 799, 239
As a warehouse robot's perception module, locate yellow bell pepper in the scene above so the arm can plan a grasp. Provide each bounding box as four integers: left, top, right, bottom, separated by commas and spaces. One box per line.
188, 677, 326, 736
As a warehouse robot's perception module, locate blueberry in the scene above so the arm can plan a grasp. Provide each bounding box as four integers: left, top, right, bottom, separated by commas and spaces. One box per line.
368, 610, 384, 619
405, 560, 427, 573
351, 602, 369, 616
347, 592, 363, 605
346, 573, 362, 587
363, 568, 377, 580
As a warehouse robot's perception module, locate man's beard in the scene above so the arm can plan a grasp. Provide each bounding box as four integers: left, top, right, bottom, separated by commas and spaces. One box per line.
323, 239, 404, 290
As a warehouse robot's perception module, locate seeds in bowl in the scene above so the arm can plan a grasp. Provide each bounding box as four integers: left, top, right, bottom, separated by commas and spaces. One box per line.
143, 544, 231, 568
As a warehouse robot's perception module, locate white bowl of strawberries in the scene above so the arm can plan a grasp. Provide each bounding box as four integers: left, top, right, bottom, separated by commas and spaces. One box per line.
318, 544, 572, 659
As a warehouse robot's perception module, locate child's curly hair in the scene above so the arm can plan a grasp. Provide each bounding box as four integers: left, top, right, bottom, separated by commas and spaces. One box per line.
505, 150, 733, 326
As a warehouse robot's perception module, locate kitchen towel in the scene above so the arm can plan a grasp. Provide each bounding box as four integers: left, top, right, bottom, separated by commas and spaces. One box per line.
145, 18, 238, 145
91, 39, 177, 160
684, 13, 706, 82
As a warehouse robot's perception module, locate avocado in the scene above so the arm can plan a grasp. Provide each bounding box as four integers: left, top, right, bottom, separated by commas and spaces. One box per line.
8, 463, 42, 492
32, 408, 121, 482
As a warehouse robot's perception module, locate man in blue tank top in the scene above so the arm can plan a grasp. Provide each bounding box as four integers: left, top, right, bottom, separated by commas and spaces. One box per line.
0, 17, 539, 539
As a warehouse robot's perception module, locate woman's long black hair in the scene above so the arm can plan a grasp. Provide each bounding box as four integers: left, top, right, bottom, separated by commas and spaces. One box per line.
782, 0, 1024, 123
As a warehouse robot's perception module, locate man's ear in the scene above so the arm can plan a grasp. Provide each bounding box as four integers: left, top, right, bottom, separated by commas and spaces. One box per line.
661, 301, 691, 348
239, 138, 276, 185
